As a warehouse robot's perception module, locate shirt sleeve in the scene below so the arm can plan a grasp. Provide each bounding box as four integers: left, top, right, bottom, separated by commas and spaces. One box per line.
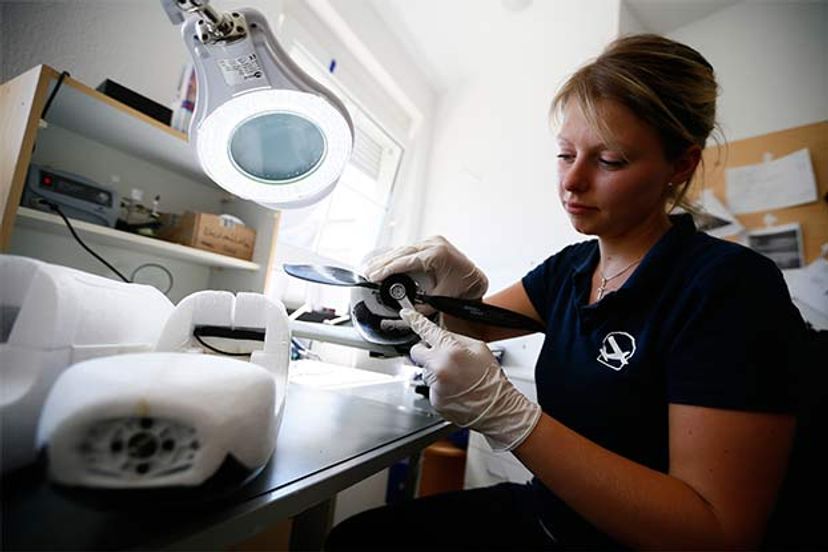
666, 250, 806, 413
522, 257, 554, 322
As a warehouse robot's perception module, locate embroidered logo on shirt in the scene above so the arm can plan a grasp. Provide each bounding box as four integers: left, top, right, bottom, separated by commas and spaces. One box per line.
597, 331, 636, 371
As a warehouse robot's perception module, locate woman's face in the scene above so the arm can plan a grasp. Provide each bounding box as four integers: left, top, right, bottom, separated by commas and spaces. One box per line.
556, 100, 676, 239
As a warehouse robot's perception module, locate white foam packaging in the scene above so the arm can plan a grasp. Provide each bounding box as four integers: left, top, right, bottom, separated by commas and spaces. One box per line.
0, 255, 174, 473
36, 290, 291, 488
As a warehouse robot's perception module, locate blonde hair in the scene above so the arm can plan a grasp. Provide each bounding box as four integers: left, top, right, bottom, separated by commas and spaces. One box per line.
551, 34, 722, 212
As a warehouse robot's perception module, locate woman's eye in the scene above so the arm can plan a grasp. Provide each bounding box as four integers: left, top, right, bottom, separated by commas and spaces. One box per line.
599, 158, 625, 168
557, 154, 575, 162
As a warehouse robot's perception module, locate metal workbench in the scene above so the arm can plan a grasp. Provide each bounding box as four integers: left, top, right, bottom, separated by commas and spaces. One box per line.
2, 381, 453, 551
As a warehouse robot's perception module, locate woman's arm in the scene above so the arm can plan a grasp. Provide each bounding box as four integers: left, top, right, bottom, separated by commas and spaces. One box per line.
442, 281, 544, 342
402, 306, 796, 547
514, 404, 795, 549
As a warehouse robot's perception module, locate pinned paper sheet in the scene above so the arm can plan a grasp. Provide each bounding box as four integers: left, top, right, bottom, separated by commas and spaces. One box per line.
747, 223, 805, 270
696, 190, 744, 238
725, 148, 818, 214
783, 258, 828, 323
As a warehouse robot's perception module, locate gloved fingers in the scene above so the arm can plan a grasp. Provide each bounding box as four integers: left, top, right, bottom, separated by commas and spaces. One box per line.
414, 303, 437, 317
409, 343, 439, 388
364, 237, 449, 282
379, 319, 411, 332
421, 366, 438, 388
453, 332, 487, 349
400, 308, 455, 350
456, 336, 501, 366
365, 254, 427, 283
362, 246, 409, 280
408, 341, 434, 367
363, 242, 431, 278
439, 362, 499, 401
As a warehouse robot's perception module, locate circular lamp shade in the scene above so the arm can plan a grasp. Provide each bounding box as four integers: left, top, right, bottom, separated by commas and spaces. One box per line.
197, 89, 353, 209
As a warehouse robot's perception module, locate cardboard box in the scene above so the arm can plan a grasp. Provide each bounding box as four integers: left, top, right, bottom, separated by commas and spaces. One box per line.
159, 212, 256, 261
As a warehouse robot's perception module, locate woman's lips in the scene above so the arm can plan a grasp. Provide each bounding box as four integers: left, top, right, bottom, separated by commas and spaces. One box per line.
564, 201, 598, 215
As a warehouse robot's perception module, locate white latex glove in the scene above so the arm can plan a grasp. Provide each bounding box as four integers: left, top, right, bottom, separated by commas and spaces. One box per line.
401, 309, 542, 452
364, 236, 489, 302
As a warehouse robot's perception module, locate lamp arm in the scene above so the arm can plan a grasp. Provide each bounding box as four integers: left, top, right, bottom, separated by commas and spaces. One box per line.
161, 0, 247, 44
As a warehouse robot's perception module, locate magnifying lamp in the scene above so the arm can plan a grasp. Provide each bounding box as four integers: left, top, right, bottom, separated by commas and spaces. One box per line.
162, 0, 354, 209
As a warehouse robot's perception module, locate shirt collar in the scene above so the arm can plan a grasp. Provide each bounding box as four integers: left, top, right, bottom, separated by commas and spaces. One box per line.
571, 241, 599, 307
621, 213, 697, 296
571, 214, 698, 311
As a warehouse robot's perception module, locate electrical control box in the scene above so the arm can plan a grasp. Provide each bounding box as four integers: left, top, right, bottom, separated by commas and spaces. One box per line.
21, 164, 119, 227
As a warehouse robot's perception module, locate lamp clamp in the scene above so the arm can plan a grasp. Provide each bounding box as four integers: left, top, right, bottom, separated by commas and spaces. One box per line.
165, 0, 248, 44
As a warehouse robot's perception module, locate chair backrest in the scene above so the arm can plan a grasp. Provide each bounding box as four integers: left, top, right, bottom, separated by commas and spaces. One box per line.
762, 328, 828, 550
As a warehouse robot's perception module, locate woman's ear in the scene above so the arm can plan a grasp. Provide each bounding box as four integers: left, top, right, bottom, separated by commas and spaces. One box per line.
671, 145, 702, 185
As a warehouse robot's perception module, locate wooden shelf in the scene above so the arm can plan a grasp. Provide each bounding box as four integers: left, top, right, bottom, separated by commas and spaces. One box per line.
15, 207, 260, 271
3, 65, 275, 295
41, 66, 213, 186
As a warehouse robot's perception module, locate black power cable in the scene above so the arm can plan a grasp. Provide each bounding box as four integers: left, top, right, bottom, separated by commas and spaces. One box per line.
193, 334, 251, 357
37, 200, 176, 296
41, 200, 130, 283
193, 326, 264, 357
32, 70, 70, 157
41, 70, 70, 119
33, 71, 134, 284
130, 263, 174, 294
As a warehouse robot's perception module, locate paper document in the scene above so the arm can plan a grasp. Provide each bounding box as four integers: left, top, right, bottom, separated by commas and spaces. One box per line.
783, 258, 828, 320
696, 190, 744, 238
725, 148, 818, 214
747, 223, 805, 270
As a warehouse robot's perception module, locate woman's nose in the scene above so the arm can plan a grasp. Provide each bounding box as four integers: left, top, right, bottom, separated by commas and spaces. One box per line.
560, 159, 590, 193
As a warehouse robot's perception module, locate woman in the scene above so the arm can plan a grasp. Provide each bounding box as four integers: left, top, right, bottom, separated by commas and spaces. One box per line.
326, 34, 807, 550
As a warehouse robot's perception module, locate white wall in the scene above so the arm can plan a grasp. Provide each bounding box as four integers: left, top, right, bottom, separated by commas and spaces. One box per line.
420, 0, 619, 282
668, 0, 827, 142
618, 0, 647, 34
0, 1, 288, 111
416, 0, 619, 367
0, 6, 4, 67
2, 1, 185, 108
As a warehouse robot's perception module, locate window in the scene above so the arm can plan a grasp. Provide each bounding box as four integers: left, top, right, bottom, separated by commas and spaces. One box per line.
269, 43, 403, 314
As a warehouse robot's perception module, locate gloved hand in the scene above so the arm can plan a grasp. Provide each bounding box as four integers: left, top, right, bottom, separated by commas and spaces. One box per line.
364, 236, 489, 303
401, 308, 541, 452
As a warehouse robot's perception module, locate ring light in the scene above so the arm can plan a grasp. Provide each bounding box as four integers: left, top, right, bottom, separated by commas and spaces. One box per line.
163, 0, 354, 209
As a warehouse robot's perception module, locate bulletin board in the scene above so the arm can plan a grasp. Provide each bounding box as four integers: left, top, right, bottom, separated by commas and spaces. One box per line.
696, 120, 827, 264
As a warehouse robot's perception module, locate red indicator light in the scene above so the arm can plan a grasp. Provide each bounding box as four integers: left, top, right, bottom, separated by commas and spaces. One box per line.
42, 176, 53, 186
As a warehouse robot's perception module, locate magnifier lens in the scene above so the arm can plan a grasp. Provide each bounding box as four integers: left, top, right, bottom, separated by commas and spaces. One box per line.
229, 113, 326, 184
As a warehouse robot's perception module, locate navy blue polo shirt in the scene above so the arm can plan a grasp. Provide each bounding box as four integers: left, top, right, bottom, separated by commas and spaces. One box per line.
520, 214, 806, 545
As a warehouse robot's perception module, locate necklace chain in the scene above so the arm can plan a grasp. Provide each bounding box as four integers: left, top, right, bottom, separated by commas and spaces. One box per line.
596, 258, 642, 301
